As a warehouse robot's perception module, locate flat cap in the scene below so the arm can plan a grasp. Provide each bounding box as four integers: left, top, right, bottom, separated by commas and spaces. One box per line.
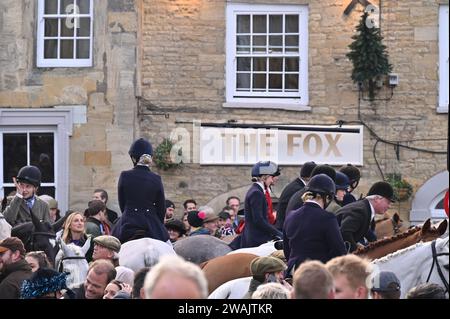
93, 235, 121, 253
250, 256, 286, 276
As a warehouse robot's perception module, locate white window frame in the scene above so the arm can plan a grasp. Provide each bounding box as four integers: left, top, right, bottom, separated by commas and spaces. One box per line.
224, 3, 309, 111
0, 128, 57, 197
37, 0, 93, 67
438, 5, 449, 113
0, 108, 74, 213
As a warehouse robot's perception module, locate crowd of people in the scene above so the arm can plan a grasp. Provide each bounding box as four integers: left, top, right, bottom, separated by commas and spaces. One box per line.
0, 137, 448, 300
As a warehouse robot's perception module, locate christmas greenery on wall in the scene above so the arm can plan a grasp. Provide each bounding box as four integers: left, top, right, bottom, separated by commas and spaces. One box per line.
347, 12, 392, 100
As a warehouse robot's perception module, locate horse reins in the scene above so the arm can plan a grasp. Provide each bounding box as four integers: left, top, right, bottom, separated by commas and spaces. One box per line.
425, 239, 449, 294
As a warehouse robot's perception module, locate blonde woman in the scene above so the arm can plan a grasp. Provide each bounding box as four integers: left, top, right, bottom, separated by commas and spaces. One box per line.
56, 211, 93, 267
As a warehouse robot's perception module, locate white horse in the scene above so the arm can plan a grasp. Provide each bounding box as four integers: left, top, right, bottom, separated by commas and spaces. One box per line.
208, 277, 252, 299
118, 237, 176, 272
56, 237, 91, 289
227, 240, 281, 257
0, 213, 11, 240
372, 236, 449, 298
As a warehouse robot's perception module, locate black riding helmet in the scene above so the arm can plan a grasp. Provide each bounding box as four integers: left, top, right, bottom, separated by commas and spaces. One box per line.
304, 174, 336, 198
339, 164, 361, 189
129, 138, 153, 164
16, 165, 42, 188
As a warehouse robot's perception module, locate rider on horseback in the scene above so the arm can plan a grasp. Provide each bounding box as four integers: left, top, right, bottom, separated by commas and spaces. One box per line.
3, 166, 51, 227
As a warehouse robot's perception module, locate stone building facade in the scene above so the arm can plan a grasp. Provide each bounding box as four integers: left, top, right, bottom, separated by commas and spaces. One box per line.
1, 0, 448, 224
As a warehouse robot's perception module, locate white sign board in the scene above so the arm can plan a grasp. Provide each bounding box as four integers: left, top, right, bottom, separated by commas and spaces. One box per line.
199, 125, 363, 165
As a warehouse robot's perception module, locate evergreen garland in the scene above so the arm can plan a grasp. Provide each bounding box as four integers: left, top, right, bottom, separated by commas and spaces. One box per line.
153, 138, 182, 171
347, 12, 392, 100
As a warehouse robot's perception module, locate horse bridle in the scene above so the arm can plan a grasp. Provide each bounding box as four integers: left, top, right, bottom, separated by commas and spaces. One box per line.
425, 239, 449, 294
58, 255, 87, 273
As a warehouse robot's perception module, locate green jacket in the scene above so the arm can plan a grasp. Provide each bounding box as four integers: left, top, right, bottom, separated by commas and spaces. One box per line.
3, 195, 50, 227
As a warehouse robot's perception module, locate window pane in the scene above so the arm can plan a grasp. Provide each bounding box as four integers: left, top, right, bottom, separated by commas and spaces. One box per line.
76, 39, 90, 58
285, 74, 299, 91
253, 15, 266, 33
269, 58, 283, 71
44, 40, 58, 58
44, 0, 58, 14
30, 133, 54, 183
285, 57, 299, 71
61, 18, 74, 37
236, 73, 250, 90
78, 18, 90, 37
3, 187, 16, 198
61, 0, 75, 14
78, 0, 91, 14
269, 36, 282, 52
37, 187, 56, 198
252, 35, 266, 52
3, 133, 27, 182
236, 35, 250, 53
285, 15, 299, 33
60, 40, 74, 58
285, 35, 299, 52
253, 58, 266, 71
269, 15, 282, 33
253, 74, 266, 90
237, 15, 250, 33
237, 57, 251, 71
45, 19, 58, 37
269, 74, 282, 90
435, 198, 444, 209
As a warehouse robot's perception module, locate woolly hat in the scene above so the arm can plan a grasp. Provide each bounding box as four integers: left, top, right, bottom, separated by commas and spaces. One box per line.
187, 210, 206, 228
20, 268, 68, 299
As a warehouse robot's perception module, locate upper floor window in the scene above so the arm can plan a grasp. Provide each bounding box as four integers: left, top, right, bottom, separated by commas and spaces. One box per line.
37, 0, 93, 67
438, 5, 449, 113
225, 4, 309, 109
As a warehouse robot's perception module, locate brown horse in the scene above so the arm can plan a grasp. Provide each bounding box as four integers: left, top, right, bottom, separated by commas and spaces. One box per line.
200, 253, 258, 294
355, 218, 448, 260
374, 212, 408, 239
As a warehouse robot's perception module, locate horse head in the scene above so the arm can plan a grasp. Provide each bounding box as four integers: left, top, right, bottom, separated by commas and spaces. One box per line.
29, 211, 58, 266
58, 240, 90, 289
419, 219, 448, 242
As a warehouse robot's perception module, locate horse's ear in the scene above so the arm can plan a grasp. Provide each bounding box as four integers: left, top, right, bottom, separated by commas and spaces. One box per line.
81, 236, 92, 255
421, 219, 431, 233
436, 219, 448, 236
393, 213, 400, 223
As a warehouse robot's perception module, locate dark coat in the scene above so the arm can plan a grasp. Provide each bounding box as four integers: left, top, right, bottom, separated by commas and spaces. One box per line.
3, 196, 50, 227
275, 178, 305, 230
106, 208, 119, 224
285, 188, 307, 217
234, 183, 282, 249
114, 165, 169, 244
336, 199, 372, 252
0, 259, 33, 299
283, 202, 346, 276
